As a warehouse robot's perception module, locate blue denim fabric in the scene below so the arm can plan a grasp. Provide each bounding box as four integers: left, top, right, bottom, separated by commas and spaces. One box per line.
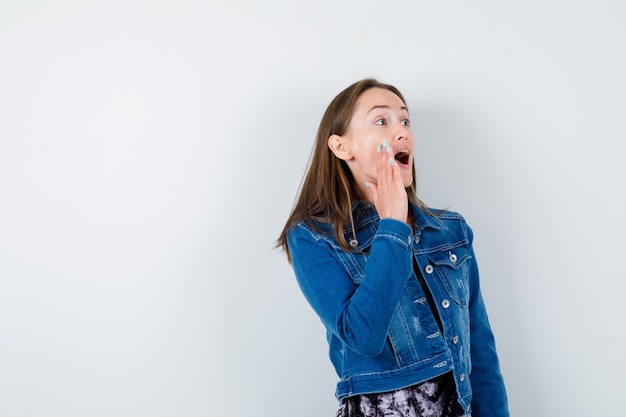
287, 202, 509, 417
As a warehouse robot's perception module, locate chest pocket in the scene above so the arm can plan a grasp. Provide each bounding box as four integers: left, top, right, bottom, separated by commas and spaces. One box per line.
426, 247, 471, 308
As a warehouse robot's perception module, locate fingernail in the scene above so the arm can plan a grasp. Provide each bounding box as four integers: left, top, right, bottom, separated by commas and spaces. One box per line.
389, 157, 396, 166
363, 181, 369, 188
383, 140, 390, 153
377, 144, 381, 153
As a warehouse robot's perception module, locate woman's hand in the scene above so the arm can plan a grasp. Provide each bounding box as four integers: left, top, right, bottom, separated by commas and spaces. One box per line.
364, 140, 408, 223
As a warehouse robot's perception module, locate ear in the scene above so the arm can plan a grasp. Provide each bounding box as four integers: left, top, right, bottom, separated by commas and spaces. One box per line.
328, 134, 353, 161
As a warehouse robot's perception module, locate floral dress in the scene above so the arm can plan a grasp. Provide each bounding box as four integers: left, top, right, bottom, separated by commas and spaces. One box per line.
335, 372, 469, 417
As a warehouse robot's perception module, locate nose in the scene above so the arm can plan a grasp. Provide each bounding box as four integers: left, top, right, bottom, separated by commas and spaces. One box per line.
393, 122, 410, 141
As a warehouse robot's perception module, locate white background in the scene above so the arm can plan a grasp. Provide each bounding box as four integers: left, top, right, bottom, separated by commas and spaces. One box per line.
1, 1, 625, 416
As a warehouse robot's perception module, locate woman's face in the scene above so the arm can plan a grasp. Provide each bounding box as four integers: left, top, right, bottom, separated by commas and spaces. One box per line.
330, 87, 415, 195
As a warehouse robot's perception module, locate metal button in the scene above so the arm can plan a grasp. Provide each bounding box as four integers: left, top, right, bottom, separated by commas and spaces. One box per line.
449, 253, 457, 263
459, 373, 465, 382
452, 336, 459, 344
441, 299, 450, 308
425, 265, 434, 274
408, 236, 412, 245
414, 236, 420, 244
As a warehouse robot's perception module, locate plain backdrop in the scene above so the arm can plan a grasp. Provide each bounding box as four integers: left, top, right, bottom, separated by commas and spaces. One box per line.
1, 1, 625, 416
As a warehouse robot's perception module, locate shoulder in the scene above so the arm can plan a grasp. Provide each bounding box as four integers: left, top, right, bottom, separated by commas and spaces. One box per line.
419, 207, 474, 244
433, 209, 469, 228
286, 218, 335, 247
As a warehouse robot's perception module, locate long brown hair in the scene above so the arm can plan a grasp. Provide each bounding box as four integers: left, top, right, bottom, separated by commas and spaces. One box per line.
277, 78, 430, 262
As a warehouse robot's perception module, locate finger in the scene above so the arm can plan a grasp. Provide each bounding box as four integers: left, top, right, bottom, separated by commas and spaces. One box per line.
378, 140, 393, 187
374, 144, 393, 214
389, 155, 403, 189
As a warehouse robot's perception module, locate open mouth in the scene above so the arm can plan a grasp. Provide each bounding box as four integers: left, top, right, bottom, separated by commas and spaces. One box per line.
394, 150, 410, 165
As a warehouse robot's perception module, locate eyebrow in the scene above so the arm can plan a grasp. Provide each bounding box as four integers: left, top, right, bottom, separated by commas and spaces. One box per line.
366, 104, 409, 114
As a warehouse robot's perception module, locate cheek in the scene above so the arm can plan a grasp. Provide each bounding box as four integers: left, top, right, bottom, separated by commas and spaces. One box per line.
348, 149, 378, 181
352, 142, 377, 164
348, 135, 381, 174
360, 149, 379, 172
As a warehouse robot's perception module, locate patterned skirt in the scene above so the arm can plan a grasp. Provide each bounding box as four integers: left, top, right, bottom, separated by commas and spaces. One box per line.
335, 372, 469, 417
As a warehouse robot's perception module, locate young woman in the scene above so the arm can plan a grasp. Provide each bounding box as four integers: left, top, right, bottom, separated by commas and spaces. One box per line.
277, 79, 509, 417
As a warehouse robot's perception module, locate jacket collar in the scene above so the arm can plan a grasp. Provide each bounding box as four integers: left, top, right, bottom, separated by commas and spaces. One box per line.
351, 200, 446, 232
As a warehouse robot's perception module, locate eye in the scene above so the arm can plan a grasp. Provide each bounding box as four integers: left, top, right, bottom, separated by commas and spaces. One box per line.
401, 118, 411, 127
374, 118, 386, 126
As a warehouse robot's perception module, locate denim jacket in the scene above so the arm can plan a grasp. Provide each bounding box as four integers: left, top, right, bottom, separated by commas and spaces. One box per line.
287, 201, 509, 417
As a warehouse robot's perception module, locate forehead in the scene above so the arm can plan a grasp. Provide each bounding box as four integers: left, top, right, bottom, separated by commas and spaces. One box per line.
354, 87, 407, 113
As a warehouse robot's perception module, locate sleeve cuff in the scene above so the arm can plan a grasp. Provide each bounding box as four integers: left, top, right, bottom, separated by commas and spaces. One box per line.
375, 218, 413, 249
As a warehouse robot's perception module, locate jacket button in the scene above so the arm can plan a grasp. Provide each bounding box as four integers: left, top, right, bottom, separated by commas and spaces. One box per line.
452, 335, 459, 344
449, 253, 457, 263
459, 373, 465, 382
441, 299, 450, 309
414, 236, 420, 244
425, 265, 434, 274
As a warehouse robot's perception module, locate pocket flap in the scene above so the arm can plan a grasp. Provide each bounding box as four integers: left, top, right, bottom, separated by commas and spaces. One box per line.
427, 247, 471, 269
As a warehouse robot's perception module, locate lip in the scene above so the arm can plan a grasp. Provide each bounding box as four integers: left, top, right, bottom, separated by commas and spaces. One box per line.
392, 147, 413, 168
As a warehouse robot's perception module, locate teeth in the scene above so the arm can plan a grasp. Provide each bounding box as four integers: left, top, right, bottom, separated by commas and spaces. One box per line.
394, 150, 410, 164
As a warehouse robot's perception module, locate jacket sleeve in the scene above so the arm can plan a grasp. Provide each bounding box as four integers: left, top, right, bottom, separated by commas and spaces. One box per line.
466, 224, 510, 417
287, 219, 413, 357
